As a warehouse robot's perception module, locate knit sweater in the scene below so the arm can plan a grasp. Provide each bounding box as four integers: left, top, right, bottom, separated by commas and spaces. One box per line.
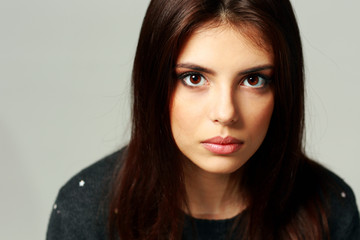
46, 149, 360, 239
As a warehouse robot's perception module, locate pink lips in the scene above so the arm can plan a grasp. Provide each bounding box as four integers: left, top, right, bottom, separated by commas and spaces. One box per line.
201, 136, 243, 155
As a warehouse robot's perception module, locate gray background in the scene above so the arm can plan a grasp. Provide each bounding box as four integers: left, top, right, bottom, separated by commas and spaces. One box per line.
0, 0, 359, 239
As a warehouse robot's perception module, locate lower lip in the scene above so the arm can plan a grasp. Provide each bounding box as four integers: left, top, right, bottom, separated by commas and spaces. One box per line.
201, 143, 243, 155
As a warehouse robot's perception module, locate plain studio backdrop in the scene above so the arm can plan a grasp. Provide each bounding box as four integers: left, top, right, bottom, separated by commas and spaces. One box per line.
0, 0, 359, 239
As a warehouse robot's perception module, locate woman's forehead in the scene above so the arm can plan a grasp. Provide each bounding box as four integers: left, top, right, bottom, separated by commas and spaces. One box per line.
176, 23, 274, 78
189, 21, 272, 54
178, 23, 273, 65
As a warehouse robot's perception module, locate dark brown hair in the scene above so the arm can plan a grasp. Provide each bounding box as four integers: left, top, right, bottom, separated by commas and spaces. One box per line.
109, 0, 329, 239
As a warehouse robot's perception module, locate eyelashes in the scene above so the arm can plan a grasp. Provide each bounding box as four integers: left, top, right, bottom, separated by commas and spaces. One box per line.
177, 71, 272, 89
178, 72, 207, 87
241, 74, 272, 88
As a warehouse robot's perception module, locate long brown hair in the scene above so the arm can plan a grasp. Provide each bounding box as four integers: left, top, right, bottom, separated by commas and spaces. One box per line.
109, 0, 329, 239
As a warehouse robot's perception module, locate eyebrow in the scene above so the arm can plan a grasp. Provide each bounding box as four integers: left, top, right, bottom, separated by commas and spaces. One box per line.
175, 63, 274, 76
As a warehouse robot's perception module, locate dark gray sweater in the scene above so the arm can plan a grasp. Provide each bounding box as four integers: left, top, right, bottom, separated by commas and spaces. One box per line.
46, 149, 360, 239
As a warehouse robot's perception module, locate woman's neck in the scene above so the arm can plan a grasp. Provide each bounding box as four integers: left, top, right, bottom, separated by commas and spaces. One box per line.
184, 165, 246, 220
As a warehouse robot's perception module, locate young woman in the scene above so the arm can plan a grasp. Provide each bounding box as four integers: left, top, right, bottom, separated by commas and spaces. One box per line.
47, 0, 360, 239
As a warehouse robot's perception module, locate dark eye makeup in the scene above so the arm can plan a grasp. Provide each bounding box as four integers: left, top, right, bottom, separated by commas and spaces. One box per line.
177, 70, 272, 89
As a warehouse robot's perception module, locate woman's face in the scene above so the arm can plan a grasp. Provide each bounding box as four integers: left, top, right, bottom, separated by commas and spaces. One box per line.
170, 24, 274, 175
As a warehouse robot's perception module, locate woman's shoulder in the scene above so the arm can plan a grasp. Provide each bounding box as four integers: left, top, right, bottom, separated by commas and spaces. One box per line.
46, 147, 126, 240
305, 161, 360, 239
324, 168, 360, 239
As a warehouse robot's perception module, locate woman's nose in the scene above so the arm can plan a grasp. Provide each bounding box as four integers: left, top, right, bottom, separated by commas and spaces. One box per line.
209, 87, 238, 125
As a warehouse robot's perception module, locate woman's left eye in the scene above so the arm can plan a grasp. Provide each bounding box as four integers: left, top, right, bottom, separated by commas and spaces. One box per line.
241, 74, 270, 88
179, 73, 207, 87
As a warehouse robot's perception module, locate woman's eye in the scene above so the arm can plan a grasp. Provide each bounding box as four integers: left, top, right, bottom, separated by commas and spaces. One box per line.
180, 73, 207, 87
241, 74, 270, 88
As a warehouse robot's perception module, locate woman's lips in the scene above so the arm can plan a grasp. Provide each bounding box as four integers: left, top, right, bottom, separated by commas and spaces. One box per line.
201, 136, 243, 155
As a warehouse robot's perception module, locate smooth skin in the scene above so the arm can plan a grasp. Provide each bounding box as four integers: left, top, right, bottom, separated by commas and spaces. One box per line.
170, 23, 274, 219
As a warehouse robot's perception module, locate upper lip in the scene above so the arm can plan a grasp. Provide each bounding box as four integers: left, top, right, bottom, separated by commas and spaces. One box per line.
201, 136, 243, 145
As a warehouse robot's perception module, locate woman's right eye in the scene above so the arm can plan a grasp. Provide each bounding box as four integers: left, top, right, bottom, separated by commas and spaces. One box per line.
179, 73, 207, 87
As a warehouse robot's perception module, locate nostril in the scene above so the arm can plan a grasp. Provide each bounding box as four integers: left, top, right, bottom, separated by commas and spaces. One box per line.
213, 116, 238, 125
